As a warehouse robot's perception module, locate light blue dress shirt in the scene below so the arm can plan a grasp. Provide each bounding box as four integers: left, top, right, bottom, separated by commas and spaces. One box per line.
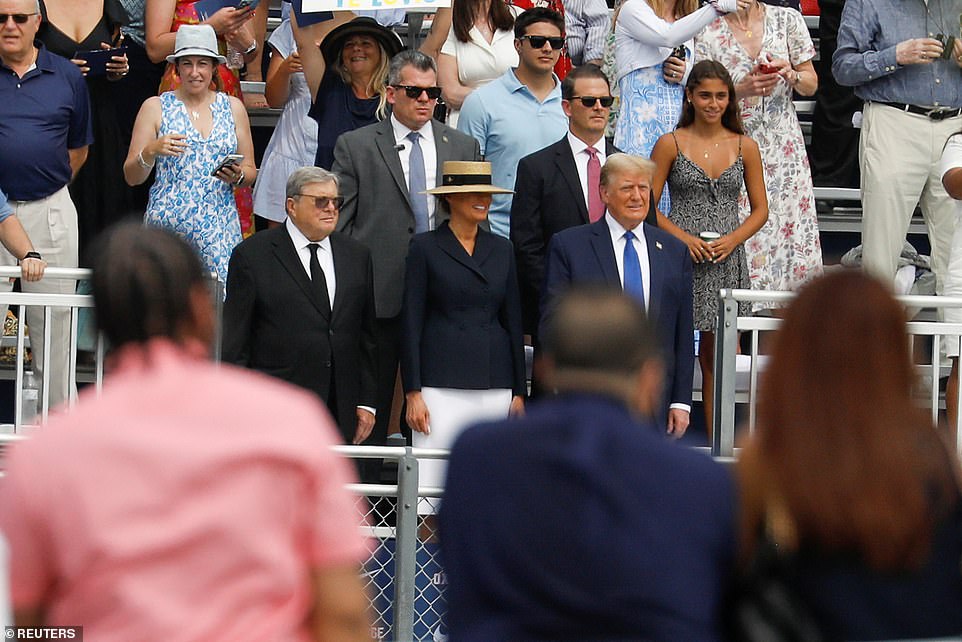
833, 0, 962, 108
0, 188, 12, 224
457, 68, 568, 238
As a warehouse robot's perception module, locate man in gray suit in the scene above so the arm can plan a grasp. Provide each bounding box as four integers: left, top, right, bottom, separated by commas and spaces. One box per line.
332, 50, 481, 474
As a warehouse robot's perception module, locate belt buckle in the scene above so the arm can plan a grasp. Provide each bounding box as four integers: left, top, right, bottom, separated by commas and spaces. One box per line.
924, 107, 942, 118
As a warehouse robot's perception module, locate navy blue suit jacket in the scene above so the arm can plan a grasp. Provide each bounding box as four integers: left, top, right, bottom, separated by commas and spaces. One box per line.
440, 394, 737, 641
540, 219, 695, 413
400, 222, 526, 396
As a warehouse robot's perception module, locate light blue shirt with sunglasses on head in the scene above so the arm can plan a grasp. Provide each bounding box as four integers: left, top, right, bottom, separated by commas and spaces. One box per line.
457, 68, 567, 238
0, 188, 12, 224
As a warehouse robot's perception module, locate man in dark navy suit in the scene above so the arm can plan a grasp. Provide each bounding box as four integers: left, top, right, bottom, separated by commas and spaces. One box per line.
440, 289, 736, 641
510, 64, 658, 334
222, 166, 377, 445
541, 153, 694, 436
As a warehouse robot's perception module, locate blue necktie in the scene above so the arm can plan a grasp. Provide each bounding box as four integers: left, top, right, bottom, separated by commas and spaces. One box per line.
623, 230, 645, 305
407, 131, 429, 233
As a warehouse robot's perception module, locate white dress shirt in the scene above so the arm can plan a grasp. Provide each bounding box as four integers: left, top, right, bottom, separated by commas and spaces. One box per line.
285, 218, 376, 417
567, 131, 608, 212
391, 114, 439, 229
286, 218, 335, 309
605, 212, 690, 415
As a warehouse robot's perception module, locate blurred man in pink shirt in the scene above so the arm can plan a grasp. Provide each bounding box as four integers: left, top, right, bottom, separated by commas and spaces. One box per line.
0, 224, 371, 642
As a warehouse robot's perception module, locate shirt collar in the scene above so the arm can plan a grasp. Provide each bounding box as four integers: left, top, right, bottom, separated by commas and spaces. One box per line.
505, 67, 562, 100
605, 211, 645, 242
391, 113, 435, 145
567, 131, 606, 156
0, 41, 50, 74
285, 217, 331, 252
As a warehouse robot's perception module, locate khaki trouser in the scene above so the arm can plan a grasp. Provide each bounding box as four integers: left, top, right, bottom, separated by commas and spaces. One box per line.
0, 185, 79, 409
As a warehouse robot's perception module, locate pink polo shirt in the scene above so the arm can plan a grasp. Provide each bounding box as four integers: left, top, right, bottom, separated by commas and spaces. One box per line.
0, 339, 368, 642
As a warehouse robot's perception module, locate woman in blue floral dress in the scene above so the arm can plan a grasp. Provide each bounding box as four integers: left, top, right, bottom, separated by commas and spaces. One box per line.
124, 25, 257, 284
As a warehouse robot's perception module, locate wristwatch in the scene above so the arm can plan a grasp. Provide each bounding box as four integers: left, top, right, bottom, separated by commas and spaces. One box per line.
244, 41, 257, 56
20, 251, 41, 262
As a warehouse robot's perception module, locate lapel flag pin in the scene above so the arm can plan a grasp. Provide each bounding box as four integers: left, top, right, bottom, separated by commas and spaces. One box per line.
655, 241, 663, 250
442, 135, 449, 143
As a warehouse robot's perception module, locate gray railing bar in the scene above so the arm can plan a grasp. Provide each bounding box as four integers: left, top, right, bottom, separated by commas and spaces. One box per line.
0, 267, 91, 280
713, 289, 739, 457
344, 483, 398, 497
13, 303, 25, 431
748, 329, 760, 434
393, 447, 417, 641
332, 445, 408, 458
40, 305, 51, 423
68, 306, 79, 407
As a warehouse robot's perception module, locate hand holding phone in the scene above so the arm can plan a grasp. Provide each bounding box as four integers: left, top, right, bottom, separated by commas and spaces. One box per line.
211, 154, 244, 177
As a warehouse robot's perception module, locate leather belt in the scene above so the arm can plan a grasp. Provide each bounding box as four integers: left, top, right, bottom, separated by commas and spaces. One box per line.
877, 101, 962, 120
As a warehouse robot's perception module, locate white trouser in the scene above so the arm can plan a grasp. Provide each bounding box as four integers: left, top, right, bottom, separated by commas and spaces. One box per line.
859, 102, 959, 296
0, 186, 79, 409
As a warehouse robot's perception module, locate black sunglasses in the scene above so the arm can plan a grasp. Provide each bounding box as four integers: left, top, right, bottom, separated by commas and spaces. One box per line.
296, 194, 344, 209
0, 12, 36, 24
393, 85, 442, 100
570, 95, 615, 108
518, 35, 565, 50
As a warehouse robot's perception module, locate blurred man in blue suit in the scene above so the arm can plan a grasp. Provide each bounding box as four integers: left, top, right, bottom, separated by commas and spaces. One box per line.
440, 288, 737, 641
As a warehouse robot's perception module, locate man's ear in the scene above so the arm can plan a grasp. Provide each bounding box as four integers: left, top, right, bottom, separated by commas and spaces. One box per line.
184, 284, 216, 348
629, 358, 665, 418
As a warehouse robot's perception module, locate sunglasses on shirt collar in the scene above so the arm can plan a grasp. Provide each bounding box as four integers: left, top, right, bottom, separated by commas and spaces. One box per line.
392, 85, 443, 100
0, 13, 36, 24
518, 35, 565, 50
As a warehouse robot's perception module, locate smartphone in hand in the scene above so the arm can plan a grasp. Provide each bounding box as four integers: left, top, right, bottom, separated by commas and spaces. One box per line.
211, 154, 244, 177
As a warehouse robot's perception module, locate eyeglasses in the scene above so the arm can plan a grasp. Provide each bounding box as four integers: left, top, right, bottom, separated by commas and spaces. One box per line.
0, 13, 36, 24
570, 95, 615, 108
392, 85, 442, 100
518, 35, 565, 50
296, 194, 343, 209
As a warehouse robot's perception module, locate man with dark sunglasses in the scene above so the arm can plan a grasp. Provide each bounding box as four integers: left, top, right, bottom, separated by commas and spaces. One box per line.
331, 49, 480, 481
223, 166, 378, 447
0, 0, 93, 411
457, 7, 568, 239
510, 64, 658, 344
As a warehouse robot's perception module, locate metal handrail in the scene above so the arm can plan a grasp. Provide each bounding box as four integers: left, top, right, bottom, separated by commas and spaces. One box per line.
712, 290, 962, 458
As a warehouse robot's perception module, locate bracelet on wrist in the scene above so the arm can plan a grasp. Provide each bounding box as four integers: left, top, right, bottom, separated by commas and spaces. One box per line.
137, 149, 155, 169
20, 251, 41, 262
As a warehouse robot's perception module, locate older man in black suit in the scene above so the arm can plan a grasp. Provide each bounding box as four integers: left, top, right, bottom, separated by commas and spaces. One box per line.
510, 65, 657, 334
222, 166, 377, 445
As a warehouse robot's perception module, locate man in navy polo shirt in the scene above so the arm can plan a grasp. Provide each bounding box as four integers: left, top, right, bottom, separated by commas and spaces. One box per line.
0, 0, 92, 409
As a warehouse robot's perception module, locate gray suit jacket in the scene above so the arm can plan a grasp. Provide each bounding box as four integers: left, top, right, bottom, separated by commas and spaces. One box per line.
332, 118, 482, 319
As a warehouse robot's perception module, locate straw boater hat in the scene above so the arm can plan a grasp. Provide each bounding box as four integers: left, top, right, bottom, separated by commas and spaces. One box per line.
166, 24, 227, 64
320, 17, 405, 67
425, 161, 514, 195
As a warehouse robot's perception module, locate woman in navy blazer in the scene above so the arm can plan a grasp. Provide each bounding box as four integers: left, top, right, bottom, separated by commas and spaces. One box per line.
401, 161, 526, 514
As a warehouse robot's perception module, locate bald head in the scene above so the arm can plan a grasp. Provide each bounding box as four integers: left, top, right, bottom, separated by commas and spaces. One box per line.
542, 288, 663, 406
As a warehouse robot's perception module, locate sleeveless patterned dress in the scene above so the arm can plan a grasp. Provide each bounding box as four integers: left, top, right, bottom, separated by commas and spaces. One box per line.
145, 91, 242, 285
667, 133, 751, 330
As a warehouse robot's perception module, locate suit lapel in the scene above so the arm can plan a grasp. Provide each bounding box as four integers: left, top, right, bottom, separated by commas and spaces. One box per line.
606, 139, 621, 155
272, 230, 330, 320
645, 227, 665, 322
589, 219, 620, 286
437, 223, 488, 281
375, 119, 413, 211
329, 235, 348, 323
555, 139, 589, 224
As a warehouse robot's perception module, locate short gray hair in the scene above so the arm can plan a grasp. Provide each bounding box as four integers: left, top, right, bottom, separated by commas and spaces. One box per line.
600, 153, 656, 187
387, 50, 437, 86
286, 166, 340, 199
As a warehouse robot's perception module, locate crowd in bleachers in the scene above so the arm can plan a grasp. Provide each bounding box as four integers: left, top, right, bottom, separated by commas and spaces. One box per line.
2, 0, 962, 638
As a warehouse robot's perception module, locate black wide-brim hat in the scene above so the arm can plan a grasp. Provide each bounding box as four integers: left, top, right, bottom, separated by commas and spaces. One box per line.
320, 17, 404, 67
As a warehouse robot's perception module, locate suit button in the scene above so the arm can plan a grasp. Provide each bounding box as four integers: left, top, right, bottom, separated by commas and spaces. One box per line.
329, 329, 335, 336
324, 361, 332, 368
408, 227, 414, 233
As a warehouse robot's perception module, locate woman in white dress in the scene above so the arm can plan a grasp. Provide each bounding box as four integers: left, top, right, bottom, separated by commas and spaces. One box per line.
438, 0, 520, 127
251, 18, 317, 226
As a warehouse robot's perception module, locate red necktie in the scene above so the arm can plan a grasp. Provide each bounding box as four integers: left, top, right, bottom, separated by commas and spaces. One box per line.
586, 146, 604, 222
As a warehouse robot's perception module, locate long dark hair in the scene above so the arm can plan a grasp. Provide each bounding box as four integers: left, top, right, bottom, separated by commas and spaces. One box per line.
453, 0, 515, 43
677, 59, 743, 134
739, 271, 958, 570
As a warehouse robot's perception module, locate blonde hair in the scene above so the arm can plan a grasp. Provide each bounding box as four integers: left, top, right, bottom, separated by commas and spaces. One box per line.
600, 153, 655, 186
646, 0, 700, 19
334, 40, 392, 119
